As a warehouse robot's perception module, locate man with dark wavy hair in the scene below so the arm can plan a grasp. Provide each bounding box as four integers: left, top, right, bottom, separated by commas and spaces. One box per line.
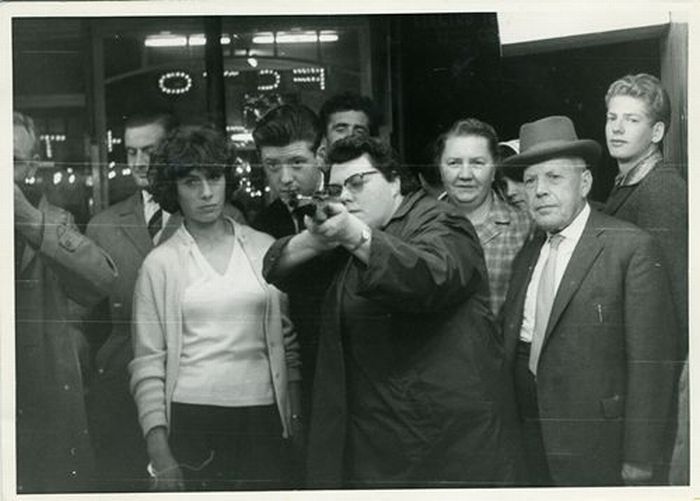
252, 104, 324, 238
319, 91, 380, 145
249, 104, 330, 483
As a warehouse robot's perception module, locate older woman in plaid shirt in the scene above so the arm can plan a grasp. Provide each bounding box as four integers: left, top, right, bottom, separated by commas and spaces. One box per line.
435, 118, 532, 315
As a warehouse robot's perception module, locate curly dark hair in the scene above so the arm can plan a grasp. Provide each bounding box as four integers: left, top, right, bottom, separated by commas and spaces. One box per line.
150, 125, 239, 214
326, 135, 419, 195
319, 92, 381, 137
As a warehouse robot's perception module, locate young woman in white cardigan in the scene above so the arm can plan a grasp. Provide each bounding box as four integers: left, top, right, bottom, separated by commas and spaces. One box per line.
129, 126, 302, 491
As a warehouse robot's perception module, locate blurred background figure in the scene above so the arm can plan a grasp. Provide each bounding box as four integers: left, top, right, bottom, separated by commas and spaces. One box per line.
318, 91, 381, 155
83, 111, 180, 492
435, 119, 531, 315
264, 136, 523, 489
416, 155, 446, 199
496, 139, 527, 211
129, 126, 302, 491
14, 111, 118, 493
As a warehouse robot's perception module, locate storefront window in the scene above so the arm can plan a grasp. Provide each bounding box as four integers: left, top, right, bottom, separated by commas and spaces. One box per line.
102, 17, 371, 215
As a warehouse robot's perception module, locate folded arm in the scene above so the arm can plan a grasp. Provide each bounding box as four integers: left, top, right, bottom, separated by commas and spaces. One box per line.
16, 187, 118, 306
355, 209, 486, 313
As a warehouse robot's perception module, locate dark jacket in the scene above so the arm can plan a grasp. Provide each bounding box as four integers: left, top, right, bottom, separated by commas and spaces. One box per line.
603, 161, 687, 357
16, 197, 117, 493
265, 190, 522, 488
501, 209, 676, 486
253, 197, 336, 417
252, 198, 297, 239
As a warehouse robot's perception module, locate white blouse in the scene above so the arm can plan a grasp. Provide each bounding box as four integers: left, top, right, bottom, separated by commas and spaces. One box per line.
172, 235, 274, 407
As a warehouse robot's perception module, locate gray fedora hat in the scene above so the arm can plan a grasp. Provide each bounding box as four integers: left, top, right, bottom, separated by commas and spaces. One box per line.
501, 116, 601, 181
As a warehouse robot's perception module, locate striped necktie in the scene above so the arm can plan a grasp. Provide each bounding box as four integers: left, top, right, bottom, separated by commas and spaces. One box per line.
529, 233, 564, 375
147, 208, 163, 242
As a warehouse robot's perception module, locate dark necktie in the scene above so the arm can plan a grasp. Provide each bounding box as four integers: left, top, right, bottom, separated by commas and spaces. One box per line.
529, 233, 564, 375
147, 208, 163, 242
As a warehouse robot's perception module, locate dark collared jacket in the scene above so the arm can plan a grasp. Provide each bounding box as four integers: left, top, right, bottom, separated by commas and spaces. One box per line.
604, 161, 687, 357
252, 197, 297, 239
265, 190, 522, 488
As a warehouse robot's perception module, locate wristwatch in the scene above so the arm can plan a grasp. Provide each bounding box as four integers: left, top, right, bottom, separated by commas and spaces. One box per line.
349, 226, 371, 252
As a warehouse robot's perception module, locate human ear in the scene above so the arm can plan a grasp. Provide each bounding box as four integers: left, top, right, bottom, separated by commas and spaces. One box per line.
315, 138, 328, 168
580, 168, 593, 198
651, 121, 665, 144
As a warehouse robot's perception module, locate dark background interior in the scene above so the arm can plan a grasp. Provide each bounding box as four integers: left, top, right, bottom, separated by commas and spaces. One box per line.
13, 13, 665, 226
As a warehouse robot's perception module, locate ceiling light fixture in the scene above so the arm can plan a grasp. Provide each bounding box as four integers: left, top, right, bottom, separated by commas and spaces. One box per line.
252, 30, 339, 44
145, 33, 231, 48
188, 34, 231, 46
145, 33, 187, 47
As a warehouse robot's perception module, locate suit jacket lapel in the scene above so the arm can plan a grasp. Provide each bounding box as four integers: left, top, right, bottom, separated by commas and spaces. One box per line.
503, 232, 545, 360
604, 184, 636, 215
543, 212, 604, 345
513, 232, 545, 312
119, 192, 153, 257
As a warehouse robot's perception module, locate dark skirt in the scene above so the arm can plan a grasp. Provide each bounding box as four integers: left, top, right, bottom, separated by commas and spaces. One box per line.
169, 402, 293, 491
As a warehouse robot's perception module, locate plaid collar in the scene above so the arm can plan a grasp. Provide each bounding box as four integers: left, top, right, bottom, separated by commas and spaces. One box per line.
488, 194, 513, 225
614, 148, 663, 187
473, 193, 514, 244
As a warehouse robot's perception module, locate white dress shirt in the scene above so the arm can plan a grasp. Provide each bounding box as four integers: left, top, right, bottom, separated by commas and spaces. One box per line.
519, 203, 591, 343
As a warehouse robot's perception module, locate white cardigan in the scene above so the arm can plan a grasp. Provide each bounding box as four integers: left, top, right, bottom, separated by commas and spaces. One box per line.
128, 218, 301, 439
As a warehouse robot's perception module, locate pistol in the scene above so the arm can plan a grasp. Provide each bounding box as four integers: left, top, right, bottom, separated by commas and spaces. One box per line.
294, 191, 333, 223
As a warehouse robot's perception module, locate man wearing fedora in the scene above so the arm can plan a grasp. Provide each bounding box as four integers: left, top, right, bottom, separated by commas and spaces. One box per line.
500, 116, 676, 486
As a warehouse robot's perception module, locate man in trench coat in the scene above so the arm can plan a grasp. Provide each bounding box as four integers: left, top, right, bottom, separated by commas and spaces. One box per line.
14, 111, 118, 493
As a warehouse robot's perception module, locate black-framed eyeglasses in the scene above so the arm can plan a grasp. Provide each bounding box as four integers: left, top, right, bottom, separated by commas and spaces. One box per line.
326, 171, 380, 198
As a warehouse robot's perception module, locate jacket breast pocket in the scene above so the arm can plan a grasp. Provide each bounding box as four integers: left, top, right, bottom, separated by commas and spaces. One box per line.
590, 301, 623, 329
